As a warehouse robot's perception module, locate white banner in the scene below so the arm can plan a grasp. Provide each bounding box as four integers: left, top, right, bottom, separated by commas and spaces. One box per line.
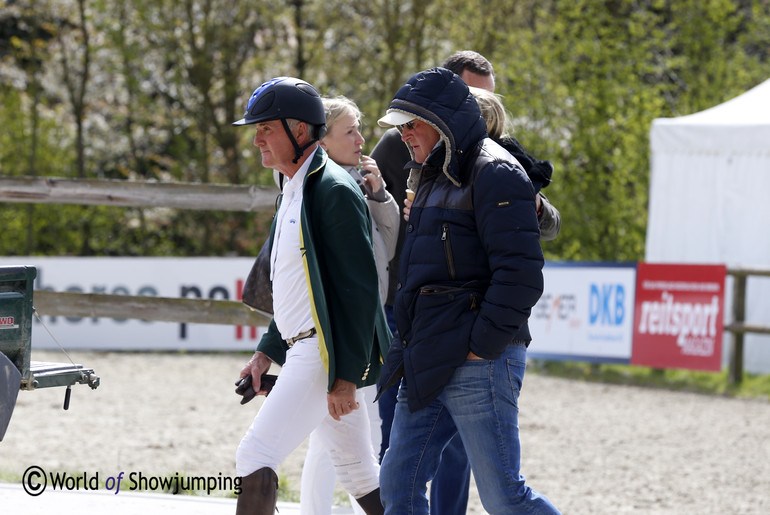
528, 263, 637, 363
1, 258, 637, 360
0, 257, 265, 352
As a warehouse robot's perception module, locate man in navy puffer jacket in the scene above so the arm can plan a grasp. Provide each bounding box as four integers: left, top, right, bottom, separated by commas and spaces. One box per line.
376, 67, 560, 514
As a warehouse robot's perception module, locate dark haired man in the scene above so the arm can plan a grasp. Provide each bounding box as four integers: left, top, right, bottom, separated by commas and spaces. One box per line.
442, 49, 496, 90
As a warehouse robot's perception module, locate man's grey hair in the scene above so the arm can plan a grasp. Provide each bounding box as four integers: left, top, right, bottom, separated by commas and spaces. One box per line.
285, 118, 301, 131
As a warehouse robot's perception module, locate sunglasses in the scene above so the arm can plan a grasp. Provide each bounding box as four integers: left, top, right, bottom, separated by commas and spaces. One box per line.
398, 120, 417, 131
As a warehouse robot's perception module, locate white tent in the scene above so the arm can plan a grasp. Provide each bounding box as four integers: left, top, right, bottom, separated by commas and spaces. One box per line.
646, 79, 770, 373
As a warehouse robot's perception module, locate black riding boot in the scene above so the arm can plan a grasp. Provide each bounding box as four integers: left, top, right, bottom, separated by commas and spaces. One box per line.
235, 467, 278, 515
355, 487, 385, 515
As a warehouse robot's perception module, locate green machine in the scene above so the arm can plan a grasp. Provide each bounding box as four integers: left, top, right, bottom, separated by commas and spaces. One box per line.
0, 265, 99, 441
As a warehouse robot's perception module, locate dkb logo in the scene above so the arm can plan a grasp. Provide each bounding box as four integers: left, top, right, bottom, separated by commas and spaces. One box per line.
589, 284, 625, 326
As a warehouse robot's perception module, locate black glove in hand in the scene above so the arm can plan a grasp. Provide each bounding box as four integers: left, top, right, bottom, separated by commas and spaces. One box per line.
235, 373, 278, 405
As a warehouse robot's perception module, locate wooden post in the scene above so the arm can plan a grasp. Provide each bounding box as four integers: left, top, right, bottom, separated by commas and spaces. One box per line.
728, 274, 747, 385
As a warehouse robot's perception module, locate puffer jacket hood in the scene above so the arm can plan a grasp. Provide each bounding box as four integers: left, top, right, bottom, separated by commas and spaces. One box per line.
383, 67, 487, 187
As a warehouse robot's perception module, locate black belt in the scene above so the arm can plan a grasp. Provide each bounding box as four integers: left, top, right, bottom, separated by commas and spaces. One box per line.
285, 328, 316, 347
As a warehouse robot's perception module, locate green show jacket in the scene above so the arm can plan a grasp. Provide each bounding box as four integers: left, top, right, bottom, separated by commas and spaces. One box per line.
257, 147, 392, 391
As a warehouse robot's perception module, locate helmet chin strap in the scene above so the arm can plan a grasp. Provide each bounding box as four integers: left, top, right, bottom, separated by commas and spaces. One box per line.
281, 119, 317, 164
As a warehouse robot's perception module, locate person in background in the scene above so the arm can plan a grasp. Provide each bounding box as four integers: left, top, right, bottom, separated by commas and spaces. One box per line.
376, 66, 560, 514
468, 85, 560, 237
299, 95, 399, 515
371, 50, 560, 514
231, 76, 389, 515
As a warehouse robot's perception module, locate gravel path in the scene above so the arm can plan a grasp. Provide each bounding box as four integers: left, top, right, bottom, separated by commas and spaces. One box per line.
2, 351, 768, 514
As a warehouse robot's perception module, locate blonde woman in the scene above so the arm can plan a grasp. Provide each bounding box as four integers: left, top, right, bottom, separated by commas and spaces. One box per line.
319, 96, 399, 301
300, 96, 399, 515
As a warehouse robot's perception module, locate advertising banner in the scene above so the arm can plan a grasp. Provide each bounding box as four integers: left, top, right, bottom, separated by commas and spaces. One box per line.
0, 257, 727, 371
528, 263, 637, 363
631, 263, 726, 371
0, 257, 264, 351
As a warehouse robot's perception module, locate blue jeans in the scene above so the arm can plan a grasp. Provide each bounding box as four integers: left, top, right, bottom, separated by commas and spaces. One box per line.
379, 305, 400, 462
430, 434, 470, 514
381, 306, 470, 514
380, 343, 560, 515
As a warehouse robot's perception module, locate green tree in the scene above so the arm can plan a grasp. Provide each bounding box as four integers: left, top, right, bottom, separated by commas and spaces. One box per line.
1, 0, 768, 259
0, 2, 78, 253
478, 0, 768, 261
50, 0, 91, 179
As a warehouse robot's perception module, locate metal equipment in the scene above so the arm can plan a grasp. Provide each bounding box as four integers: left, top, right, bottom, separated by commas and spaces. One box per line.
0, 265, 99, 441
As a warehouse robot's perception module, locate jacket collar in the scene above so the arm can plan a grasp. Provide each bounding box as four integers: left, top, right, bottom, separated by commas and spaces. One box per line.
303, 146, 328, 185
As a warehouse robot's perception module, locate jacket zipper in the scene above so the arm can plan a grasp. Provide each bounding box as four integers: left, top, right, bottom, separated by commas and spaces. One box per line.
441, 223, 456, 280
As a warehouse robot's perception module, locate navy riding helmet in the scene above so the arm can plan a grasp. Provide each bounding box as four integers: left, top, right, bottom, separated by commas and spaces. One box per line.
233, 77, 327, 162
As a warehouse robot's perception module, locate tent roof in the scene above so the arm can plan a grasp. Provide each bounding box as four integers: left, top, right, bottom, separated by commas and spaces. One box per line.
651, 79, 770, 154
646, 79, 770, 266
658, 79, 770, 126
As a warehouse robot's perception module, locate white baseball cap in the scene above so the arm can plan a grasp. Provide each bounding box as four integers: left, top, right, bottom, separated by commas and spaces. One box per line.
377, 109, 416, 128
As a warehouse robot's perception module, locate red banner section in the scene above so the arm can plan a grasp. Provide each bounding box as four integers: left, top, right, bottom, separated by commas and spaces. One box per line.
631, 263, 726, 371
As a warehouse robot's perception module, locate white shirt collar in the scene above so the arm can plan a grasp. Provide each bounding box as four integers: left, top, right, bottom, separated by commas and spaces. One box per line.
280, 146, 319, 194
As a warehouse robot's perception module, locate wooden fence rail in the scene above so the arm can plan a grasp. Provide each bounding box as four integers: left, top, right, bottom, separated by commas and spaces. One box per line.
0, 176, 278, 212
33, 291, 270, 327
1, 174, 276, 346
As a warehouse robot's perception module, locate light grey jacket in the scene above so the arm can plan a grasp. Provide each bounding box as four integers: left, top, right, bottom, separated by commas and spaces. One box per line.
344, 165, 400, 304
